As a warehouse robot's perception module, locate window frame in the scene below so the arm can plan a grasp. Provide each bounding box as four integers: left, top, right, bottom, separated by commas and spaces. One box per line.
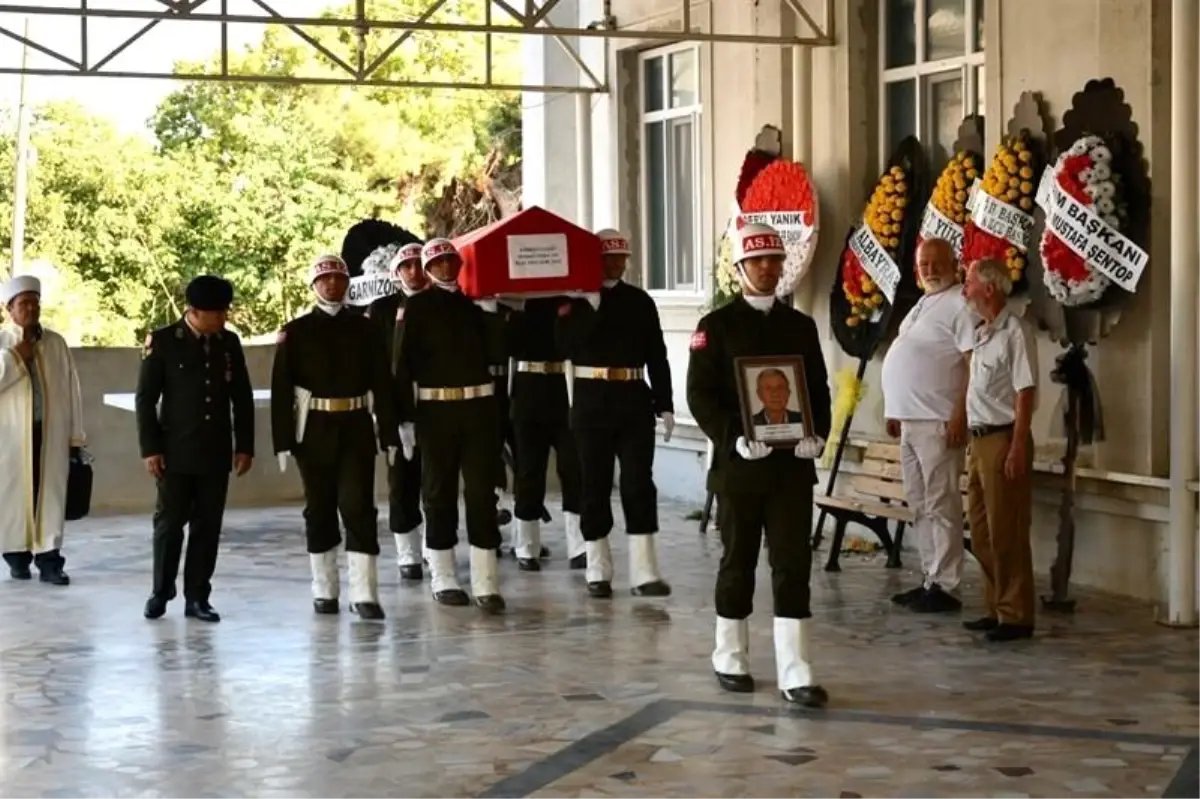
878, 0, 985, 169
638, 42, 704, 298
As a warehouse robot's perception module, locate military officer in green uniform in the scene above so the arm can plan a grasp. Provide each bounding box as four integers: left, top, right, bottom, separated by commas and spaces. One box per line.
136, 275, 254, 623
686, 223, 831, 708
272, 254, 400, 621
394, 238, 505, 614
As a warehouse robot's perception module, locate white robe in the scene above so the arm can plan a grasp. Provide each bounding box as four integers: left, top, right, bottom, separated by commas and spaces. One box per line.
0, 324, 86, 555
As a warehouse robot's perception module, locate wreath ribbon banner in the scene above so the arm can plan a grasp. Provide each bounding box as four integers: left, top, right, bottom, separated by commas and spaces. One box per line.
919, 204, 964, 256
848, 222, 900, 304
966, 178, 1036, 252
1035, 167, 1148, 292
740, 210, 816, 249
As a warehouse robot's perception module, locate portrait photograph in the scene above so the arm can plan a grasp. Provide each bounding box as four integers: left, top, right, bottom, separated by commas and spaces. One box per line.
735, 355, 814, 447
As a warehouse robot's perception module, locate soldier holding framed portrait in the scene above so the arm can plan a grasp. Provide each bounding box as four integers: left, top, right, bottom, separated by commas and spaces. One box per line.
686, 222, 831, 708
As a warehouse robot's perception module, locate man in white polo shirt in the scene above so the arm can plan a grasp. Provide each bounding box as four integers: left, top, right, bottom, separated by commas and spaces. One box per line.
960, 258, 1038, 642
881, 238, 976, 613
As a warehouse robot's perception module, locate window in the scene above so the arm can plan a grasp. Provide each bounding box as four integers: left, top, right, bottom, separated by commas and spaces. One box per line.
880, 0, 985, 167
640, 45, 702, 293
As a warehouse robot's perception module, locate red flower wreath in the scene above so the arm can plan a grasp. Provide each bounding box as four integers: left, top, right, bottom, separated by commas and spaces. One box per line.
739, 159, 819, 295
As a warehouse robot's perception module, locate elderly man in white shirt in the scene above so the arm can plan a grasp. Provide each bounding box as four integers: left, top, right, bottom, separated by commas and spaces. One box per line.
881, 239, 976, 613
960, 258, 1038, 642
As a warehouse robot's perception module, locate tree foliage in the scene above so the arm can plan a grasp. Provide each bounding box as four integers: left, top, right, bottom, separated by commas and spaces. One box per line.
0, 0, 521, 343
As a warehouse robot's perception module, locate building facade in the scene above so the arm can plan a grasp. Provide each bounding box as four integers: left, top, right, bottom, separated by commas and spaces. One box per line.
521, 0, 1198, 613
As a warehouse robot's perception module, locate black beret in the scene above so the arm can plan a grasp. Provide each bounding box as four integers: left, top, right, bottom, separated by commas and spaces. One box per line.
185, 276, 234, 312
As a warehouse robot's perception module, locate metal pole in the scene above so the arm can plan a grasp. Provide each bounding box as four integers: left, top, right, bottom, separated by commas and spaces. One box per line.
10, 16, 31, 279
1166, 0, 1199, 626
575, 92, 593, 228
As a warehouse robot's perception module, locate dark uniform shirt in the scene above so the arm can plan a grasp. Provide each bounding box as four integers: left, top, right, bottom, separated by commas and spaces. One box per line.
135, 319, 254, 475
509, 296, 571, 424
394, 288, 496, 422
366, 290, 405, 369
270, 308, 399, 455
686, 297, 831, 493
555, 280, 673, 426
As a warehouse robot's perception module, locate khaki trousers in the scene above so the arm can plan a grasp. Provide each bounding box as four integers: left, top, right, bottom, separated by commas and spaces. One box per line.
966, 428, 1035, 626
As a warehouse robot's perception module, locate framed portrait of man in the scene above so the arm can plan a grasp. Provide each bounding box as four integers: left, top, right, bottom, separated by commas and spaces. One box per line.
735, 355, 814, 448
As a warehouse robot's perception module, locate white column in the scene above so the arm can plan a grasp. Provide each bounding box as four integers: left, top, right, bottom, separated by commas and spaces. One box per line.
576, 92, 594, 228
1167, 0, 1199, 626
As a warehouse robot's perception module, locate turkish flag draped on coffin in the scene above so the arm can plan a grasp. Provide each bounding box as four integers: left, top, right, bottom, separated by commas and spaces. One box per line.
452, 206, 604, 298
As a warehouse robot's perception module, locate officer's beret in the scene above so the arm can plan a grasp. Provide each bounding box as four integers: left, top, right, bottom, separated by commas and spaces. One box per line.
185, 276, 234, 312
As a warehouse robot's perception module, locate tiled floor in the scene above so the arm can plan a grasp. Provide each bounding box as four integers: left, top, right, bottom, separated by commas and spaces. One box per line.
0, 500, 1195, 798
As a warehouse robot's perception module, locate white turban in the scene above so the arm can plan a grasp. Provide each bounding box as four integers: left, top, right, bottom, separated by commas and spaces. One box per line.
0, 275, 40, 306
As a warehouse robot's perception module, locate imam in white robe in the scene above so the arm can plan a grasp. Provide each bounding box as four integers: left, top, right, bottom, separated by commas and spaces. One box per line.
0, 324, 86, 555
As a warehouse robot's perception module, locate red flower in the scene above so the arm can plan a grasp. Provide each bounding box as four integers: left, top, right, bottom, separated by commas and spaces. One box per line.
736, 149, 777, 206
1042, 153, 1095, 284
742, 160, 817, 225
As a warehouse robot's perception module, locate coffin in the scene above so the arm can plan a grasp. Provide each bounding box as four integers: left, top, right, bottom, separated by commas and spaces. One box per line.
452, 206, 603, 298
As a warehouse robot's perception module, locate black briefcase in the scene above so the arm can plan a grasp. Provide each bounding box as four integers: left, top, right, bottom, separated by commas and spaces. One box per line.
65, 448, 93, 522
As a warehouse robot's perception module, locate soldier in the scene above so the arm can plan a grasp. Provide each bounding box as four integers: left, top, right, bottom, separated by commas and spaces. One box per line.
686, 223, 831, 708
366, 241, 427, 580
136, 276, 254, 623
272, 254, 399, 620
555, 228, 674, 599
507, 296, 585, 571
394, 238, 505, 613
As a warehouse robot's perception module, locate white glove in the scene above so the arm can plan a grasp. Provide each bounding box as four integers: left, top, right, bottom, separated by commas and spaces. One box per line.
386, 446, 398, 466
399, 422, 416, 462
277, 451, 290, 473
498, 297, 525, 311
735, 436, 771, 461
661, 412, 675, 443
583, 292, 601, 310
794, 436, 825, 460
475, 298, 498, 313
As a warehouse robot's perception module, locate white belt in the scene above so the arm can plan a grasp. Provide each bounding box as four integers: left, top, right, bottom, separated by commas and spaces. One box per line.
574, 366, 645, 381
516, 360, 567, 375
309, 394, 370, 412
489, 364, 508, 377
417, 383, 495, 402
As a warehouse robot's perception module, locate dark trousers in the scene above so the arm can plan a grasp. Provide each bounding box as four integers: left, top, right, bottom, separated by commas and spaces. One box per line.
387, 445, 423, 534
715, 487, 814, 620
513, 418, 581, 521
419, 400, 502, 551
151, 472, 230, 602
574, 419, 658, 541
295, 445, 379, 556
3, 421, 64, 572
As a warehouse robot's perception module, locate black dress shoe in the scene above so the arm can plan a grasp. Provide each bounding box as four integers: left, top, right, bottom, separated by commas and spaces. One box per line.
144, 595, 169, 619
962, 616, 998, 632
891, 585, 925, 606
9, 565, 31, 580
986, 623, 1034, 642
568, 554, 587, 570
313, 598, 340, 615
910, 584, 962, 614
475, 594, 506, 614
781, 685, 829, 708
39, 569, 70, 586
517, 557, 541, 572
587, 580, 613, 599
434, 588, 471, 607
184, 601, 221, 623
399, 564, 423, 580
539, 546, 550, 559
716, 672, 755, 693
631, 580, 671, 597
350, 602, 386, 620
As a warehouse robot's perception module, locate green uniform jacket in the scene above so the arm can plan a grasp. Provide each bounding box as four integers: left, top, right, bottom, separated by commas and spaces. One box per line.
686, 297, 831, 493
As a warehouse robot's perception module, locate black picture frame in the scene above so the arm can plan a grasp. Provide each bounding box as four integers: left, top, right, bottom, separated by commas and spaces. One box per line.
735, 355, 814, 448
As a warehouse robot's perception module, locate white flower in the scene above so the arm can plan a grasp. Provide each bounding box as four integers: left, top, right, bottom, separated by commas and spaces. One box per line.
1102, 213, 1120, 227
1094, 182, 1116, 200
1096, 198, 1115, 214
1090, 162, 1112, 182
1079, 167, 1094, 184
1090, 145, 1113, 162
1083, 184, 1098, 198
1069, 139, 1091, 156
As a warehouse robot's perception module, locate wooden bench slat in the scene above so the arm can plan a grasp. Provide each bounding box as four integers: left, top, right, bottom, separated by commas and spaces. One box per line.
848, 474, 908, 502
860, 458, 903, 480
864, 442, 901, 463
814, 494, 915, 523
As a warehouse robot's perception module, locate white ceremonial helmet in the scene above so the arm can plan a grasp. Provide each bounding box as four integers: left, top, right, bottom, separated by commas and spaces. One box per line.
0, 274, 41, 307
390, 242, 424, 273
596, 228, 632, 256
421, 238, 460, 269
307, 253, 349, 286
733, 222, 787, 264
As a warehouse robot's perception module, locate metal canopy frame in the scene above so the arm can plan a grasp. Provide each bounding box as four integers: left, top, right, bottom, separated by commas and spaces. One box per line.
0, 0, 834, 93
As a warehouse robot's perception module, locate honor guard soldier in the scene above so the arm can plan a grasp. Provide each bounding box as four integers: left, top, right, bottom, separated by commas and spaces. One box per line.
136, 275, 254, 623
555, 228, 675, 599
366, 242, 428, 580
394, 238, 506, 613
507, 296, 585, 571
685, 223, 832, 708
480, 297, 521, 535
271, 254, 400, 620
